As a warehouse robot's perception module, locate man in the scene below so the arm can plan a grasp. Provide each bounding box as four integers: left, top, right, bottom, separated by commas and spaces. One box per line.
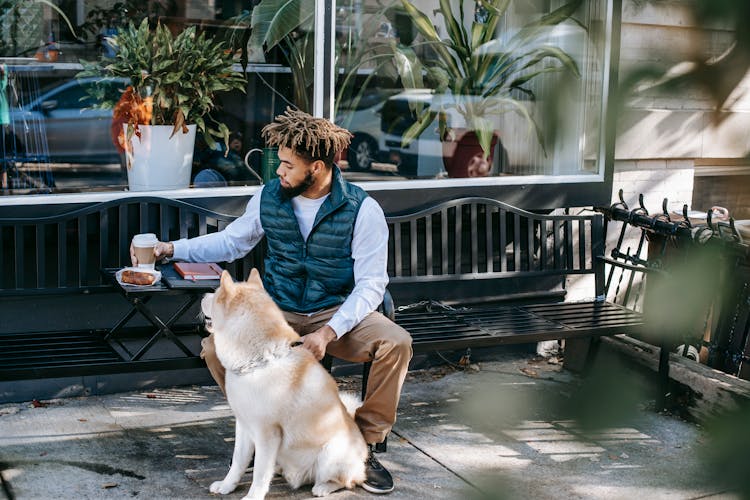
131, 108, 412, 494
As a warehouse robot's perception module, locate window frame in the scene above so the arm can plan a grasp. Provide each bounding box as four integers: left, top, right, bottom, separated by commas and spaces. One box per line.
0, 0, 621, 211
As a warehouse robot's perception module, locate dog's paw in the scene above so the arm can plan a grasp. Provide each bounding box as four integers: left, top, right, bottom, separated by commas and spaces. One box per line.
210, 480, 237, 495
312, 481, 342, 497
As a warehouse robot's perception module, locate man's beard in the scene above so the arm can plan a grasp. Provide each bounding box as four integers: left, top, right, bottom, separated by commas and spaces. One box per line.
280, 170, 315, 199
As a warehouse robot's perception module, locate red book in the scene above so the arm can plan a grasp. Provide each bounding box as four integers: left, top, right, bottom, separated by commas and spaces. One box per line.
173, 262, 223, 280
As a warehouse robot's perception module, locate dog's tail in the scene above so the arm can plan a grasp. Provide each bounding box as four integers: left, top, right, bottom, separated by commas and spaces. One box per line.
338, 391, 363, 418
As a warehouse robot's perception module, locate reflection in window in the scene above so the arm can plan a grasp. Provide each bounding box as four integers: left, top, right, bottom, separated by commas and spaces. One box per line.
333, 0, 609, 180
0, 0, 612, 196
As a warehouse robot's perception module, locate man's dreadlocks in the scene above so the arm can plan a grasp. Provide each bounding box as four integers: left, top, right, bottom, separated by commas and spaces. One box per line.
261, 108, 352, 166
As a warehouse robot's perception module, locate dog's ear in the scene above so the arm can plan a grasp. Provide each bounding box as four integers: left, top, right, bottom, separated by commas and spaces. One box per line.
220, 270, 234, 288
247, 268, 264, 287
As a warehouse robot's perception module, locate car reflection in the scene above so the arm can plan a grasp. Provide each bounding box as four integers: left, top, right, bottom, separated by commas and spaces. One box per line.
5, 77, 126, 165
335, 90, 396, 171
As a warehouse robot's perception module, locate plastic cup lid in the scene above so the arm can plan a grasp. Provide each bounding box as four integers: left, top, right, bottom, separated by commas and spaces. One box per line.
132, 233, 158, 246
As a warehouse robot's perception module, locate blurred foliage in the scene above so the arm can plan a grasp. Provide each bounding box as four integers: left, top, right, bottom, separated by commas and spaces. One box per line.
643, 244, 723, 346
452, 351, 649, 499
701, 400, 750, 498
560, 351, 645, 431
460, 351, 645, 433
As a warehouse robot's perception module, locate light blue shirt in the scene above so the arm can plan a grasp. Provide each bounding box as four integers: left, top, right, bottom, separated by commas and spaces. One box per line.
173, 186, 389, 337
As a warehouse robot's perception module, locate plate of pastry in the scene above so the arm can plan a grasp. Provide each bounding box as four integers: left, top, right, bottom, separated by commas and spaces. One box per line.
116, 267, 162, 287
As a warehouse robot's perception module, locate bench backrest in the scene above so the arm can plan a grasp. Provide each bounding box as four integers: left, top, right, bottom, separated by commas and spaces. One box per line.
384, 197, 605, 303
0, 197, 262, 295
1, 196, 605, 303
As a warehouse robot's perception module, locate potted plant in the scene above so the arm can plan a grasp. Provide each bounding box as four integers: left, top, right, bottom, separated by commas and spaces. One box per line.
396, 0, 581, 177
228, 0, 402, 116
78, 19, 246, 191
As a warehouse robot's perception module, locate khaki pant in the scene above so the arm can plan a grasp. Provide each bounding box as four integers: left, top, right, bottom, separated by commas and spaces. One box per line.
201, 306, 413, 445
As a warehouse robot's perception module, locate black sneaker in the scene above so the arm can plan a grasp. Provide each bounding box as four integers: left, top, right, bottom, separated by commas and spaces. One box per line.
362, 445, 394, 494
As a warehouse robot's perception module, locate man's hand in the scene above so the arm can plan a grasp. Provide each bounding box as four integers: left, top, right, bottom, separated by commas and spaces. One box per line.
130, 241, 174, 267
302, 325, 337, 360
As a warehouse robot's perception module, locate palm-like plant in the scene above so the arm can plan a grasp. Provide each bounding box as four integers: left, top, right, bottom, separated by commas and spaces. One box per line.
397, 0, 582, 160
237, 0, 403, 114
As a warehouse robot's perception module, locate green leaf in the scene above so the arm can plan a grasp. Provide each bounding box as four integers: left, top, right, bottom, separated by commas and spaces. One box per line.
401, 0, 462, 78
195, 116, 206, 133
249, 0, 315, 50
401, 109, 439, 147
217, 122, 230, 147
438, 0, 468, 60
472, 116, 496, 159
162, 72, 181, 84
476, 0, 511, 19
537, 0, 583, 27
393, 46, 425, 91
153, 59, 174, 72
157, 93, 171, 109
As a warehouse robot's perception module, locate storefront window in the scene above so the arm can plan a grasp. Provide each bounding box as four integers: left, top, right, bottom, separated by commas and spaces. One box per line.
333, 0, 611, 181
0, 0, 614, 197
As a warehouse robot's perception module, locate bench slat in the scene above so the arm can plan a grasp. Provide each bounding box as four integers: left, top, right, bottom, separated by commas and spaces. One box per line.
471, 204, 478, 274
455, 206, 462, 274
426, 214, 433, 276
36, 224, 45, 288
119, 204, 129, 269
513, 213, 521, 272
499, 208, 507, 272
14, 225, 23, 288
57, 221, 66, 287
577, 219, 585, 270
441, 208, 448, 275
78, 215, 87, 287
394, 222, 402, 277
100, 209, 109, 274
410, 219, 417, 275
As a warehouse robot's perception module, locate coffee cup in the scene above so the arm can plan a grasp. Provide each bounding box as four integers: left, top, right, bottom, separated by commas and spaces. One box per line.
132, 233, 159, 269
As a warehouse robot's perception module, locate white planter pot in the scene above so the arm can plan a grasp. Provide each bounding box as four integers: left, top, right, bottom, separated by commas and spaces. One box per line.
124, 124, 196, 191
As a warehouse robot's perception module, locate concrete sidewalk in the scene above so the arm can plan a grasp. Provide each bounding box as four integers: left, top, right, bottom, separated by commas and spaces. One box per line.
0, 350, 735, 499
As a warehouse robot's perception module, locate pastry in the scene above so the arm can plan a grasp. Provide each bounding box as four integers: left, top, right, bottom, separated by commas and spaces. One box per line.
121, 269, 156, 286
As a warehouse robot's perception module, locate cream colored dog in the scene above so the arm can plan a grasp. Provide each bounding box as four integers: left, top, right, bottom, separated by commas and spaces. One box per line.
201, 269, 367, 499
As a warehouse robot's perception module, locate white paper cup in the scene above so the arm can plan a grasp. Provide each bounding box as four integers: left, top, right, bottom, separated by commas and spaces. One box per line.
132, 233, 159, 269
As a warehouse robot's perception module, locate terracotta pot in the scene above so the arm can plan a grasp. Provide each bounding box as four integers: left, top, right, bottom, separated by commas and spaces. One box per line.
442, 130, 498, 178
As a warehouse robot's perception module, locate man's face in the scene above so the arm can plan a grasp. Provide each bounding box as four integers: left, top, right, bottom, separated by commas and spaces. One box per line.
276, 146, 315, 198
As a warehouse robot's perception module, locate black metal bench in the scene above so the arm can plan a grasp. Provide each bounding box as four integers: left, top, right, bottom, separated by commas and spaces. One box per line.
380, 197, 647, 366
0, 196, 262, 381
1, 195, 650, 384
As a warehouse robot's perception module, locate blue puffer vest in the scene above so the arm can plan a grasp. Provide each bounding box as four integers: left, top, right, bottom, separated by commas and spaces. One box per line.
259, 166, 369, 313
